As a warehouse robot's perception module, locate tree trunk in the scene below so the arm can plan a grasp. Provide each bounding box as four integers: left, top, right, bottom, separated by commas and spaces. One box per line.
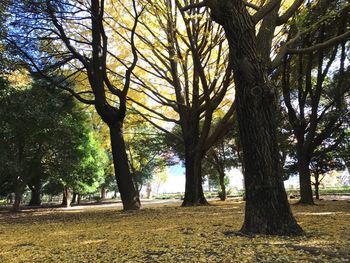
297, 153, 314, 204
109, 123, 140, 210
101, 186, 107, 200
28, 180, 42, 206
71, 192, 77, 204
12, 182, 25, 212
146, 183, 152, 199
28, 187, 41, 206
77, 193, 81, 205
209, 1, 303, 235
62, 186, 72, 208
314, 183, 320, 200
219, 170, 226, 201
314, 173, 320, 200
13, 190, 23, 212
182, 151, 208, 206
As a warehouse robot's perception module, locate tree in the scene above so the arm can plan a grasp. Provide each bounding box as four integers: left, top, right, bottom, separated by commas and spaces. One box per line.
124, 121, 172, 195
179, 0, 294, 235
5, 0, 143, 210
310, 151, 345, 200
182, 0, 350, 235
129, 0, 235, 206
202, 125, 239, 200
59, 131, 108, 207
0, 78, 99, 211
281, 0, 350, 204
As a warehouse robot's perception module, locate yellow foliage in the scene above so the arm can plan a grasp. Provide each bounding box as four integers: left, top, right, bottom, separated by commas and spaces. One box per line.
0, 200, 349, 262
6, 70, 32, 88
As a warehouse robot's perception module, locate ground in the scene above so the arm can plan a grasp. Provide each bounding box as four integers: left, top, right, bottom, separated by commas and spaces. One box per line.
0, 199, 349, 262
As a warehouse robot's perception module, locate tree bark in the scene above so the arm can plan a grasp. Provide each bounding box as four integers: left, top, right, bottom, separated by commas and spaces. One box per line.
109, 123, 140, 210
297, 152, 314, 204
208, 0, 303, 235
182, 150, 208, 206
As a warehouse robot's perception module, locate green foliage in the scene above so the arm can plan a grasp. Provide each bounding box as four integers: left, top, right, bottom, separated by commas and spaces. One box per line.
0, 77, 107, 200
125, 121, 173, 191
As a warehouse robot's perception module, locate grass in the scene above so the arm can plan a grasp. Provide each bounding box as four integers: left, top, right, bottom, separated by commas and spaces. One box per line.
0, 199, 349, 262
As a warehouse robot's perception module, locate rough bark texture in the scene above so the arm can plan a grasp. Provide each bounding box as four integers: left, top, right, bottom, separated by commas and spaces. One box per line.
110, 123, 140, 210
208, 0, 303, 235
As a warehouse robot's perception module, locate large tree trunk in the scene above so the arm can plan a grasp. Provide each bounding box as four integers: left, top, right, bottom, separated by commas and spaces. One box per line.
297, 152, 314, 204
182, 151, 208, 206
209, 1, 303, 235
109, 123, 140, 210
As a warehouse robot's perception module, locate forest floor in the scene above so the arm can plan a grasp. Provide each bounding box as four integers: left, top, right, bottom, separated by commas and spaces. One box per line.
0, 199, 349, 262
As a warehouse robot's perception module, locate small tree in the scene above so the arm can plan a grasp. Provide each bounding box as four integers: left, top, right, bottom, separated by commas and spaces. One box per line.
202, 126, 239, 200
125, 121, 173, 196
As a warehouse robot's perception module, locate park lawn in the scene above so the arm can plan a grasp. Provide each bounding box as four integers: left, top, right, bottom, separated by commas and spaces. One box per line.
0, 199, 349, 262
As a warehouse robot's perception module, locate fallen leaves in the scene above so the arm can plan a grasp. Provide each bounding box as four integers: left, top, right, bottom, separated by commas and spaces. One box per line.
0, 199, 349, 262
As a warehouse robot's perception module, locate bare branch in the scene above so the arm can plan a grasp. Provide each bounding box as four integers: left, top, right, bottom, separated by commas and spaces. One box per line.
288, 30, 350, 54
5, 37, 95, 105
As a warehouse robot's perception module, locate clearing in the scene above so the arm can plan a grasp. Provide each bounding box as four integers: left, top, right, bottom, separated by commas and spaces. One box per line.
0, 199, 349, 262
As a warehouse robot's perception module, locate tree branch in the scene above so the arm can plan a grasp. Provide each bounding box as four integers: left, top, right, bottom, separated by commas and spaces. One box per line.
276, 0, 305, 25
287, 30, 350, 54
252, 0, 281, 24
